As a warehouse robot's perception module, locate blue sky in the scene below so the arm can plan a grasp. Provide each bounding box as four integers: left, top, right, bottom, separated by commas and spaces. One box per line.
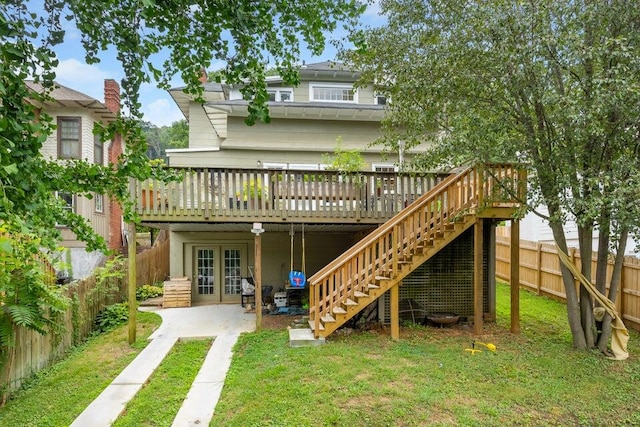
46, 2, 384, 127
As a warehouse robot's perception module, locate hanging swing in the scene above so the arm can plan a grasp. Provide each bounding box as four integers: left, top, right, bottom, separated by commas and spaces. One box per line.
288, 223, 306, 288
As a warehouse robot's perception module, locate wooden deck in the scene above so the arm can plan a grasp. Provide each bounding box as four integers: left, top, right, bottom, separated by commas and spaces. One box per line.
133, 168, 450, 224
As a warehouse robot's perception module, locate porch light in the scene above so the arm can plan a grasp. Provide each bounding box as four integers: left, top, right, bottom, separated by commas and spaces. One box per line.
251, 222, 264, 234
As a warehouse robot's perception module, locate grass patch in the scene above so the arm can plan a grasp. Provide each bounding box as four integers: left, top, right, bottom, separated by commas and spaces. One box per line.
212, 284, 640, 426
1, 284, 638, 427
113, 338, 211, 427
0, 311, 162, 426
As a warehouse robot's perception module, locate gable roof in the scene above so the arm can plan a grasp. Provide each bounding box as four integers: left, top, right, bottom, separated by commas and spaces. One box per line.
25, 81, 116, 121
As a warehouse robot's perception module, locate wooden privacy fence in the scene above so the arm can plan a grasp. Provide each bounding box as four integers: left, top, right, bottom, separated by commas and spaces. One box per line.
495, 232, 640, 332
1, 238, 170, 394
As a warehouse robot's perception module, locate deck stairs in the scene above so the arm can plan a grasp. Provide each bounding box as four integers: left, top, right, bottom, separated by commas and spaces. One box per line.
307, 164, 524, 339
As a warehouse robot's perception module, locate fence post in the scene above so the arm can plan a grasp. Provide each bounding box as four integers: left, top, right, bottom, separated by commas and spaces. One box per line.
536, 242, 542, 295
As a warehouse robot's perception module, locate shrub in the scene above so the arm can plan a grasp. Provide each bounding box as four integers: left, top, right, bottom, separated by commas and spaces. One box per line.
94, 302, 130, 333
136, 284, 163, 301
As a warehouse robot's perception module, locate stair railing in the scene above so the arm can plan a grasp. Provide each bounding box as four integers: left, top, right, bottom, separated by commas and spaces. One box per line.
308, 164, 524, 337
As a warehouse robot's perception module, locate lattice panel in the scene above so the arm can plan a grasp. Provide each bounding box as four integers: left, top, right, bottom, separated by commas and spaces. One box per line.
383, 227, 489, 323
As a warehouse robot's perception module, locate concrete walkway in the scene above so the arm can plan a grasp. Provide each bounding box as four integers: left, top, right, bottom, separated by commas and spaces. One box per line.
71, 304, 255, 427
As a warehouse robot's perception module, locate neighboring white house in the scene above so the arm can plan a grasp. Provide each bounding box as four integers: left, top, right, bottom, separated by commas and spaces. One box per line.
27, 80, 125, 279
518, 208, 638, 256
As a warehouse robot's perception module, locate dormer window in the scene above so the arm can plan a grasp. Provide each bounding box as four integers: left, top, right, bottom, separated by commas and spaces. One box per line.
267, 88, 293, 102
310, 83, 357, 103
375, 94, 387, 105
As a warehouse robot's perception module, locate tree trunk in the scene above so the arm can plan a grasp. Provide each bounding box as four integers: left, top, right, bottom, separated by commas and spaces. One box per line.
577, 225, 595, 347
549, 220, 587, 349
597, 228, 628, 352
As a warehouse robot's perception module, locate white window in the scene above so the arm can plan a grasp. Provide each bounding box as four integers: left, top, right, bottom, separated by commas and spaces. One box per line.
372, 163, 398, 172
262, 162, 287, 169
95, 193, 104, 213
310, 83, 357, 103
267, 88, 293, 102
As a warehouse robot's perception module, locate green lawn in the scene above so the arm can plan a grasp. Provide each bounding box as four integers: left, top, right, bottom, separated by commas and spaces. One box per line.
212, 284, 640, 426
1, 286, 638, 427
0, 311, 162, 426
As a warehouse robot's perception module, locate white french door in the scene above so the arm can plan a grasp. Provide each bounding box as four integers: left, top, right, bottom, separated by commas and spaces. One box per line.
193, 244, 247, 303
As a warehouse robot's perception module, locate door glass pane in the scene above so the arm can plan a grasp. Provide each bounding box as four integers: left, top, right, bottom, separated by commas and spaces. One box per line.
197, 249, 215, 295
224, 249, 241, 295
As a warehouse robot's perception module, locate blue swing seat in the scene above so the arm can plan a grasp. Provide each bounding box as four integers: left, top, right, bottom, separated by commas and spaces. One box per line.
288, 270, 306, 288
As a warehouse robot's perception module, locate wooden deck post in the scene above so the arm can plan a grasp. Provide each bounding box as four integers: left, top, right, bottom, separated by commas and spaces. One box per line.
252, 223, 264, 332
510, 220, 520, 334
127, 220, 137, 345
390, 283, 400, 340
474, 219, 484, 335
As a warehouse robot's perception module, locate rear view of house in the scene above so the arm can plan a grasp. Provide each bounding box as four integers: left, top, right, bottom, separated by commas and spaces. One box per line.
135, 61, 525, 338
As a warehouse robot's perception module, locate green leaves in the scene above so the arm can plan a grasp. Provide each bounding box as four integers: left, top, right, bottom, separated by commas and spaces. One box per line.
2, 0, 365, 351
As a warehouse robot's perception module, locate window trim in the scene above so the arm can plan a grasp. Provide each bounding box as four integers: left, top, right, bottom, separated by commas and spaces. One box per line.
309, 82, 358, 103
267, 87, 294, 103
57, 116, 82, 159
55, 191, 75, 227
94, 133, 104, 164
95, 193, 104, 213
374, 93, 388, 105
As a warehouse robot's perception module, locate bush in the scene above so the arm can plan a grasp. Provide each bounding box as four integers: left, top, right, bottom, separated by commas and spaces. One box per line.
94, 302, 130, 333
136, 284, 163, 301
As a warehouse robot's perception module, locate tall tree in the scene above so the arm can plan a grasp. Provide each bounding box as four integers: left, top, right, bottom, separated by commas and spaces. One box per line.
142, 120, 188, 161
0, 0, 364, 347
346, 0, 640, 353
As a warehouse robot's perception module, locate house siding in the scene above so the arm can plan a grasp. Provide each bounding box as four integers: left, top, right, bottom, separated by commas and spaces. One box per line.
189, 102, 223, 149
57, 194, 110, 247
224, 117, 380, 150
41, 108, 100, 162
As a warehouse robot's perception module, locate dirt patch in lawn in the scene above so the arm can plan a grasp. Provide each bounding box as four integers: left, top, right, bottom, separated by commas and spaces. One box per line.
261, 314, 307, 330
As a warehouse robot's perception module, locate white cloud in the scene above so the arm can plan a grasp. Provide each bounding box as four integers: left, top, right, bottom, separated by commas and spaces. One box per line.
54, 58, 112, 100
142, 97, 184, 127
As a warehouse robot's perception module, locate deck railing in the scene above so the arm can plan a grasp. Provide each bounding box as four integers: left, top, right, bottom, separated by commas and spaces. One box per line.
133, 168, 450, 224
308, 164, 526, 337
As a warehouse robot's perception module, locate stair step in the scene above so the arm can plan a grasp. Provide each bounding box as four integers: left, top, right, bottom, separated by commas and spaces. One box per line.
368, 283, 380, 290
321, 314, 336, 323
354, 291, 368, 298
375, 275, 391, 281
344, 298, 358, 306
398, 260, 411, 265
308, 320, 325, 331
333, 306, 347, 315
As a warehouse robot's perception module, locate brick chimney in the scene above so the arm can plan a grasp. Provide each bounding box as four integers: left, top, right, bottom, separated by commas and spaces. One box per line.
199, 67, 208, 84
104, 79, 124, 251
104, 79, 120, 114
